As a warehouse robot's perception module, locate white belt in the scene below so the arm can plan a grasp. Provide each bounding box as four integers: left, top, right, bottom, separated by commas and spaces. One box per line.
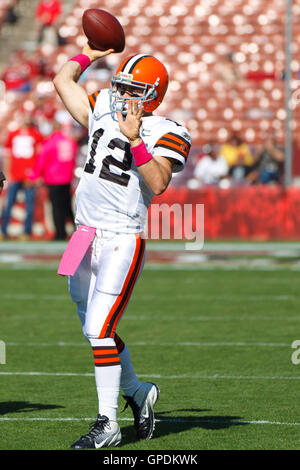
95, 228, 120, 238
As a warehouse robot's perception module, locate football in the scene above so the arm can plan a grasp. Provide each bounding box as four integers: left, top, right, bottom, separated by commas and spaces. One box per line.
82, 9, 125, 53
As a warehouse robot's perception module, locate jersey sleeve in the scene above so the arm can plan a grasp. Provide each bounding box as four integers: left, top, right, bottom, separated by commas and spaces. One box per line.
88, 90, 100, 113
152, 126, 191, 173
88, 90, 101, 134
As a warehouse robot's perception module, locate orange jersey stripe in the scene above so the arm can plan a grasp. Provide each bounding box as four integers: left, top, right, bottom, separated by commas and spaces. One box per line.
164, 133, 187, 146
156, 139, 182, 150
156, 139, 190, 159
155, 132, 191, 160
88, 91, 99, 111
88, 95, 95, 109
159, 132, 190, 149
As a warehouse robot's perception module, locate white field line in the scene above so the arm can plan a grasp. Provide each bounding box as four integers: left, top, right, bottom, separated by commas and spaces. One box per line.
5, 311, 300, 322
4, 263, 300, 272
0, 416, 299, 426
145, 265, 300, 272
1, 371, 300, 381
0, 293, 298, 301
7, 315, 300, 322
4, 340, 292, 347
124, 315, 300, 322
0, 294, 69, 300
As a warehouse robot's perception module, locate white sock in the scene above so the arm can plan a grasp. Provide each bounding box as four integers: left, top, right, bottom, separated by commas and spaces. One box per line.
119, 344, 142, 397
90, 337, 121, 422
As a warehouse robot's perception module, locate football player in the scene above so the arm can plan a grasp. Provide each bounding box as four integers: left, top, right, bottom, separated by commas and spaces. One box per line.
53, 43, 191, 449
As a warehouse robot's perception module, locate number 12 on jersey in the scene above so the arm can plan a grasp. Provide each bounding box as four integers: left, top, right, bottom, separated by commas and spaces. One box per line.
84, 128, 133, 187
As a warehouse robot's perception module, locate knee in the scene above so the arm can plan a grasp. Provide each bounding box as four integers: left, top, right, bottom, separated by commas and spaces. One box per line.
84, 299, 112, 340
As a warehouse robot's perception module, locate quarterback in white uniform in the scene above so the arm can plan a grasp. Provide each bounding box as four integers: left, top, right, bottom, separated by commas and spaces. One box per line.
53, 44, 191, 449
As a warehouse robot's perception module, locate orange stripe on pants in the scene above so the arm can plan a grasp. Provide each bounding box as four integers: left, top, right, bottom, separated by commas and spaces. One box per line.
99, 234, 145, 339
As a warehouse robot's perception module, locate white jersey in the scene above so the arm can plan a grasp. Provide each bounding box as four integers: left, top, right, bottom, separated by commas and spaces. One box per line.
74, 88, 191, 233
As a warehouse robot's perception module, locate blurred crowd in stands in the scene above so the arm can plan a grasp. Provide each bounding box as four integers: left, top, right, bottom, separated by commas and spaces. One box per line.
188, 132, 285, 190
0, 0, 293, 240
0, 1, 84, 240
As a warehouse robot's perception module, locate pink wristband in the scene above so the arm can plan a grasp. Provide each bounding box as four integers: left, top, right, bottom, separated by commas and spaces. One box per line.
69, 54, 91, 73
131, 141, 153, 167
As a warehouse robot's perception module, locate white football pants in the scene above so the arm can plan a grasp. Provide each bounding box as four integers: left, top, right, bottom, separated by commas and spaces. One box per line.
68, 229, 145, 339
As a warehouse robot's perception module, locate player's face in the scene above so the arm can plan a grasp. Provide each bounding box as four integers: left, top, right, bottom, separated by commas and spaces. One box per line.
117, 84, 144, 98
109, 75, 155, 117
112, 84, 146, 115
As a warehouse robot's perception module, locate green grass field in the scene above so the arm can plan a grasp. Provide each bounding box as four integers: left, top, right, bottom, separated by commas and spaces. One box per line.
1, 257, 300, 450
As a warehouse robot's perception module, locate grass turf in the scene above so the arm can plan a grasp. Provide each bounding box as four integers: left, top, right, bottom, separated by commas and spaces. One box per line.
0, 264, 300, 450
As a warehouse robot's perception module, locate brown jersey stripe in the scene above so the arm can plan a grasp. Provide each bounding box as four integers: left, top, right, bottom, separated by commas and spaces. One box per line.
161, 136, 191, 154
88, 91, 100, 111
156, 136, 183, 147
154, 133, 190, 159
155, 137, 190, 158
165, 132, 191, 148
154, 141, 189, 160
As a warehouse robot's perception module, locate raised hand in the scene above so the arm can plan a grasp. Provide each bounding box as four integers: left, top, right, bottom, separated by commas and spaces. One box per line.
82, 42, 115, 63
117, 100, 144, 146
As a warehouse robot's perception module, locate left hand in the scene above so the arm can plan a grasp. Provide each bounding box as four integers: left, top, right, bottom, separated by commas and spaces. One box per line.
82, 42, 115, 63
117, 100, 143, 146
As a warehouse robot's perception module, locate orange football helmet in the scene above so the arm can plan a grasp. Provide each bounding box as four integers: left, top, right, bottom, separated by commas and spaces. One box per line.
109, 54, 169, 115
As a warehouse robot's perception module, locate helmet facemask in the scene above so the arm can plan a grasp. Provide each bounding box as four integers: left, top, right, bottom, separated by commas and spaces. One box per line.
109, 72, 159, 116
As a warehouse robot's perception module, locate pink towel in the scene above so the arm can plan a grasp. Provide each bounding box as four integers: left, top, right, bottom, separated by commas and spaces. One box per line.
57, 225, 96, 276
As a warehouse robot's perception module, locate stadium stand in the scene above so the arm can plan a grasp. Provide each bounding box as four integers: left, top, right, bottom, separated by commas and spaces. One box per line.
0, 0, 295, 147
0, 0, 300, 239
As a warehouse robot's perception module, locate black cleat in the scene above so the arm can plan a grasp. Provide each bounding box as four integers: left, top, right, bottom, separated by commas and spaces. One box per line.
123, 382, 160, 440
71, 415, 121, 449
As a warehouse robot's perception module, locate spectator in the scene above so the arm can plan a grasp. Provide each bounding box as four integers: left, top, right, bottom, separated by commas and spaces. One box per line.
1, 114, 43, 240
217, 53, 283, 84
30, 121, 78, 240
217, 53, 243, 84
3, 0, 19, 25
251, 133, 285, 184
193, 143, 228, 186
219, 135, 254, 184
1, 51, 31, 92
32, 95, 57, 136
35, 0, 62, 46
0, 171, 5, 195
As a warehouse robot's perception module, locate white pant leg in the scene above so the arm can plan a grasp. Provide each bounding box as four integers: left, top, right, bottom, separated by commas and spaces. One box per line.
85, 232, 145, 340
68, 243, 96, 339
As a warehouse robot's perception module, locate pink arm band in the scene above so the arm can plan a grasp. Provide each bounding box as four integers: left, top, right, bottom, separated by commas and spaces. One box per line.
131, 141, 153, 167
69, 54, 91, 73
